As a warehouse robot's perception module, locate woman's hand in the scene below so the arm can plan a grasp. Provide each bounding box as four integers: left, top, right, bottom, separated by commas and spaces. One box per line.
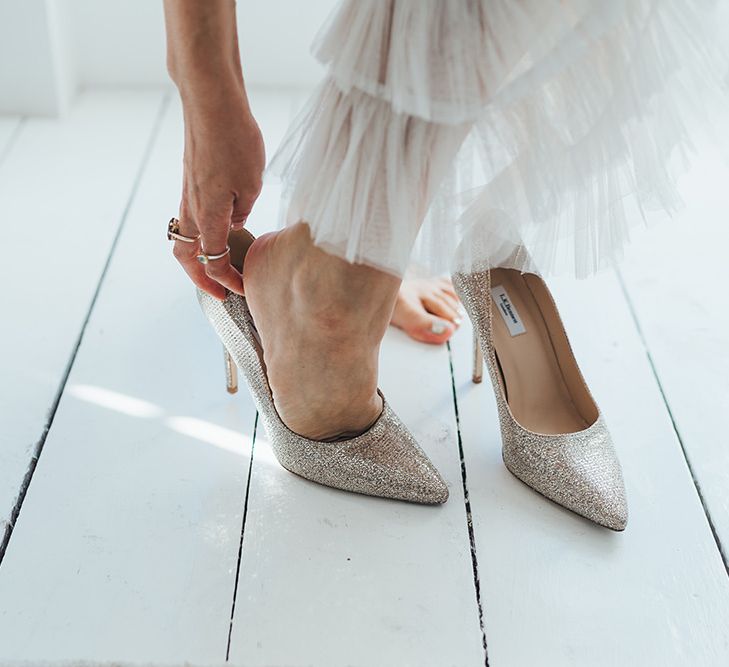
163, 0, 264, 299
173, 84, 265, 299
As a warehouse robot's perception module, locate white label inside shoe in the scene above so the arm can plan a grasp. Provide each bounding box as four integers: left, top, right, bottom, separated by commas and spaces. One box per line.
491, 285, 527, 336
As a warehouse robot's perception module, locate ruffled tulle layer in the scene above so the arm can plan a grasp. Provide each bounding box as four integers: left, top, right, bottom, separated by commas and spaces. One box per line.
270, 0, 729, 278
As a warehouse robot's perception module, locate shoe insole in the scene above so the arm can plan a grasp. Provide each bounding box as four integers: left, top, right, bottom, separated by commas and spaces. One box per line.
489, 269, 592, 435
229, 228, 267, 362
229, 228, 256, 273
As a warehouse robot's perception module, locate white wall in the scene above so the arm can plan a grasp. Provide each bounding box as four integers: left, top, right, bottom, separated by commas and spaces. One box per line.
8, 0, 725, 116
0, 0, 338, 115
0, 0, 76, 115
66, 0, 336, 88
64, 0, 169, 89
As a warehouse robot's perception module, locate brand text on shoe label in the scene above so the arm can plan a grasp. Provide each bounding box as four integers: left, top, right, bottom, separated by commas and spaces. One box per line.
491, 285, 527, 336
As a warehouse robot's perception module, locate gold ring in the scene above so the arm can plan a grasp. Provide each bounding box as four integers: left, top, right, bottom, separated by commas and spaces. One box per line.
196, 246, 230, 264
167, 218, 200, 243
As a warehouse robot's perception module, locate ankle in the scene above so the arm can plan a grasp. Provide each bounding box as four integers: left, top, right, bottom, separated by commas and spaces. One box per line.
288, 226, 401, 341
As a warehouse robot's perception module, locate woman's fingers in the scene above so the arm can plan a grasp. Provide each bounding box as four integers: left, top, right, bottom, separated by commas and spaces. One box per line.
172, 237, 227, 300
173, 196, 246, 298
229, 192, 253, 231
198, 209, 245, 296
172, 208, 231, 300
203, 256, 245, 295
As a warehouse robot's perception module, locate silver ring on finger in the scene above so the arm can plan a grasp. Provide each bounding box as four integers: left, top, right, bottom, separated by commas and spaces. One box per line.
196, 246, 231, 265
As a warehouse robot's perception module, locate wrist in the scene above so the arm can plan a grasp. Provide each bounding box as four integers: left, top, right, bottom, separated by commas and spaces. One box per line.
176, 68, 251, 117
167, 31, 245, 106
163, 0, 247, 115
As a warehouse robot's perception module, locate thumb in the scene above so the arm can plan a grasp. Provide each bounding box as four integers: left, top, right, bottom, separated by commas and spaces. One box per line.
230, 192, 255, 231
198, 208, 232, 256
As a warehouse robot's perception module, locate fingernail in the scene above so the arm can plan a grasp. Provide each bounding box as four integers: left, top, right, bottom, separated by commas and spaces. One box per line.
430, 320, 450, 335
454, 317, 463, 326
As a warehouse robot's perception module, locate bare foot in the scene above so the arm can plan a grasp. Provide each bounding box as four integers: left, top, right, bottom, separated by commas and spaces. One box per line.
391, 278, 463, 344
243, 223, 400, 441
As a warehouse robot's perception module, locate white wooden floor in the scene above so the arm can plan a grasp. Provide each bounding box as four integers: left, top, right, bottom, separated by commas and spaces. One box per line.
0, 89, 728, 667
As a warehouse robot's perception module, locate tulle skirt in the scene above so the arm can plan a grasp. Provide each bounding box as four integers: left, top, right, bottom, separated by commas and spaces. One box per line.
270, 0, 729, 278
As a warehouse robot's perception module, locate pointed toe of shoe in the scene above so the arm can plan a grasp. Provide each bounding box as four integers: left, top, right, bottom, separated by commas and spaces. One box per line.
384, 412, 449, 504
321, 436, 449, 505
503, 416, 627, 530
589, 485, 628, 531
267, 398, 449, 505
430, 476, 450, 504
365, 429, 450, 505
553, 442, 628, 531
569, 450, 627, 532
600, 505, 628, 532
409, 463, 449, 505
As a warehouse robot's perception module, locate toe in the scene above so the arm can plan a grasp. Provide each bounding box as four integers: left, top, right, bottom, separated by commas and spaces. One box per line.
409, 311, 456, 344
392, 295, 456, 344
434, 283, 462, 312
434, 277, 461, 308
422, 294, 462, 326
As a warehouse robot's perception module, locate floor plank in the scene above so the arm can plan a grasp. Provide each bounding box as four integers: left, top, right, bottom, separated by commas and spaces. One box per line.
0, 93, 164, 539
450, 271, 729, 666
228, 327, 485, 666
1, 84, 726, 666
0, 95, 258, 663
231, 87, 486, 666
619, 135, 729, 562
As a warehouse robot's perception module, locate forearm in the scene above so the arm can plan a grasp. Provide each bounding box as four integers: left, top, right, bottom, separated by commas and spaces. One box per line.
163, 0, 246, 106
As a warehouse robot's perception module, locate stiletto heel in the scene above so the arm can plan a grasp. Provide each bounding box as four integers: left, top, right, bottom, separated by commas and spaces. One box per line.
453, 257, 627, 530
223, 347, 238, 394
472, 328, 484, 384
198, 228, 448, 504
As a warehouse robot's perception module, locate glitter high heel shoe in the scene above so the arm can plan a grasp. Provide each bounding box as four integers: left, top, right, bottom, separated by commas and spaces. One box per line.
452, 266, 628, 530
197, 228, 449, 504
